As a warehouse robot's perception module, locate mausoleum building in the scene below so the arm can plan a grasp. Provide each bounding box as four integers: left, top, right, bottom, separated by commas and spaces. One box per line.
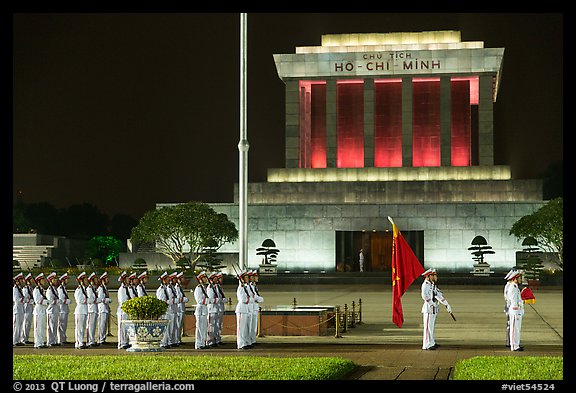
161, 31, 545, 274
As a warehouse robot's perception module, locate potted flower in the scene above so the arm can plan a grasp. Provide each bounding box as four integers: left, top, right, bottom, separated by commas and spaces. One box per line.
121, 295, 169, 352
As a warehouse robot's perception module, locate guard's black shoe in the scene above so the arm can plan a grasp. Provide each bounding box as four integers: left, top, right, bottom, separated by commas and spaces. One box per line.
14, 343, 25, 346
424, 346, 436, 350
513, 347, 524, 351
431, 344, 439, 348
240, 345, 251, 350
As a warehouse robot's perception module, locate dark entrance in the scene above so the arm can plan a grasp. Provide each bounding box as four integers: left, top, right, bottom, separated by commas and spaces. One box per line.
335, 230, 424, 272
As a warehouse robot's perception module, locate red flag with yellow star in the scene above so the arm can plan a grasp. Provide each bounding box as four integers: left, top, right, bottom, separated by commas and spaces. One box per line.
389, 217, 425, 328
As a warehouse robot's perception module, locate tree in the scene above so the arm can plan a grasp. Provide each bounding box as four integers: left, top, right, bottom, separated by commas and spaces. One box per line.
86, 235, 123, 266
510, 197, 563, 270
256, 238, 280, 264
130, 201, 238, 269
468, 235, 495, 264
516, 237, 544, 281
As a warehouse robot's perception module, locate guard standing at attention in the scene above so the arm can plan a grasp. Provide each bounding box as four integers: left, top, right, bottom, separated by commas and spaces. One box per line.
156, 272, 176, 349
22, 273, 35, 345
174, 271, 188, 346
73, 272, 89, 349
13, 273, 26, 346
136, 271, 149, 297
235, 270, 252, 350
97, 271, 112, 345
57, 273, 71, 345
206, 272, 221, 347
503, 269, 517, 348
420, 268, 452, 350
193, 271, 211, 350
506, 270, 525, 351
86, 272, 100, 347
45, 272, 61, 346
214, 272, 228, 346
33, 273, 50, 348
248, 270, 264, 346
117, 271, 132, 349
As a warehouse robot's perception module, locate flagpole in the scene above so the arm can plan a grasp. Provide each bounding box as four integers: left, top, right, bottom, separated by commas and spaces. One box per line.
238, 13, 249, 271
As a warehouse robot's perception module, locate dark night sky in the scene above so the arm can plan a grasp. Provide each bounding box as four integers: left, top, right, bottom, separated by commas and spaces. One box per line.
12, 13, 563, 219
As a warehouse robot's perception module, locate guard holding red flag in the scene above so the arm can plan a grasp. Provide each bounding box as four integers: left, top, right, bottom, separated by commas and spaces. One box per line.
421, 268, 452, 350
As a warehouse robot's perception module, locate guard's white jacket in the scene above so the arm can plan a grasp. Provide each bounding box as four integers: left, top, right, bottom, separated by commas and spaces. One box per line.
215, 283, 227, 313
97, 285, 112, 313
207, 284, 220, 314
175, 284, 188, 313
117, 283, 131, 315
136, 284, 148, 297
235, 283, 252, 314
193, 284, 210, 316
46, 284, 60, 314
13, 285, 25, 314
58, 284, 71, 314
156, 284, 175, 315
74, 285, 88, 315
86, 285, 99, 313
23, 285, 35, 313
506, 282, 524, 316
421, 280, 450, 314
33, 286, 50, 315
249, 282, 264, 312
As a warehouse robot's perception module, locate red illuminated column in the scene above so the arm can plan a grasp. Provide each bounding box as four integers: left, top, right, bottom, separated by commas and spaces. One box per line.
374, 79, 403, 167
412, 78, 440, 167
337, 80, 364, 168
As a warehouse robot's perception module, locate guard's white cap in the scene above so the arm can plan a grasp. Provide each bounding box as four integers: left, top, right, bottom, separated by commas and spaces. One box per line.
421, 268, 437, 277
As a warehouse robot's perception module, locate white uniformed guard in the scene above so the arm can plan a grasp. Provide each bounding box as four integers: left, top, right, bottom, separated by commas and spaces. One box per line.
503, 269, 517, 347
117, 271, 131, 349
57, 273, 71, 345
206, 272, 220, 347
174, 271, 188, 346
13, 273, 26, 346
22, 273, 35, 344
128, 272, 139, 298
235, 270, 252, 349
420, 268, 452, 350
167, 272, 181, 346
156, 272, 176, 349
45, 272, 61, 346
97, 271, 112, 345
136, 271, 149, 297
73, 272, 89, 349
248, 270, 264, 346
506, 270, 524, 351
86, 272, 100, 347
193, 271, 211, 349
33, 273, 50, 348
214, 272, 227, 345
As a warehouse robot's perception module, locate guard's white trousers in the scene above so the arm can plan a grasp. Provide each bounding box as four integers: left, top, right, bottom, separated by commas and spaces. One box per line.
58, 312, 69, 344
46, 312, 59, 345
509, 314, 523, 351
422, 312, 437, 349
215, 311, 224, 343
98, 312, 108, 344
22, 311, 33, 343
161, 313, 175, 347
117, 311, 129, 348
74, 313, 87, 348
13, 313, 23, 345
250, 310, 259, 344
236, 312, 251, 349
174, 312, 184, 344
34, 313, 47, 347
86, 312, 98, 345
207, 312, 218, 345
195, 314, 208, 349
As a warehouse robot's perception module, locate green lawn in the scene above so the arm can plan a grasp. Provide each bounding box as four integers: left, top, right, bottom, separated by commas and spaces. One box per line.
453, 356, 563, 380
13, 354, 356, 380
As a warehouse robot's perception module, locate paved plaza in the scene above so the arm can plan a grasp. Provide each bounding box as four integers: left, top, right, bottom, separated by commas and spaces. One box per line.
13, 283, 564, 380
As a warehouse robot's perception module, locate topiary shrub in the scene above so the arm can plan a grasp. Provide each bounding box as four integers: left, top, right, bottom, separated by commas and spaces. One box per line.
121, 295, 168, 320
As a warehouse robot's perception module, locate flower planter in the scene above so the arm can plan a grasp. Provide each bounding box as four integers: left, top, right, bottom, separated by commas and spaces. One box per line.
121, 319, 169, 352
